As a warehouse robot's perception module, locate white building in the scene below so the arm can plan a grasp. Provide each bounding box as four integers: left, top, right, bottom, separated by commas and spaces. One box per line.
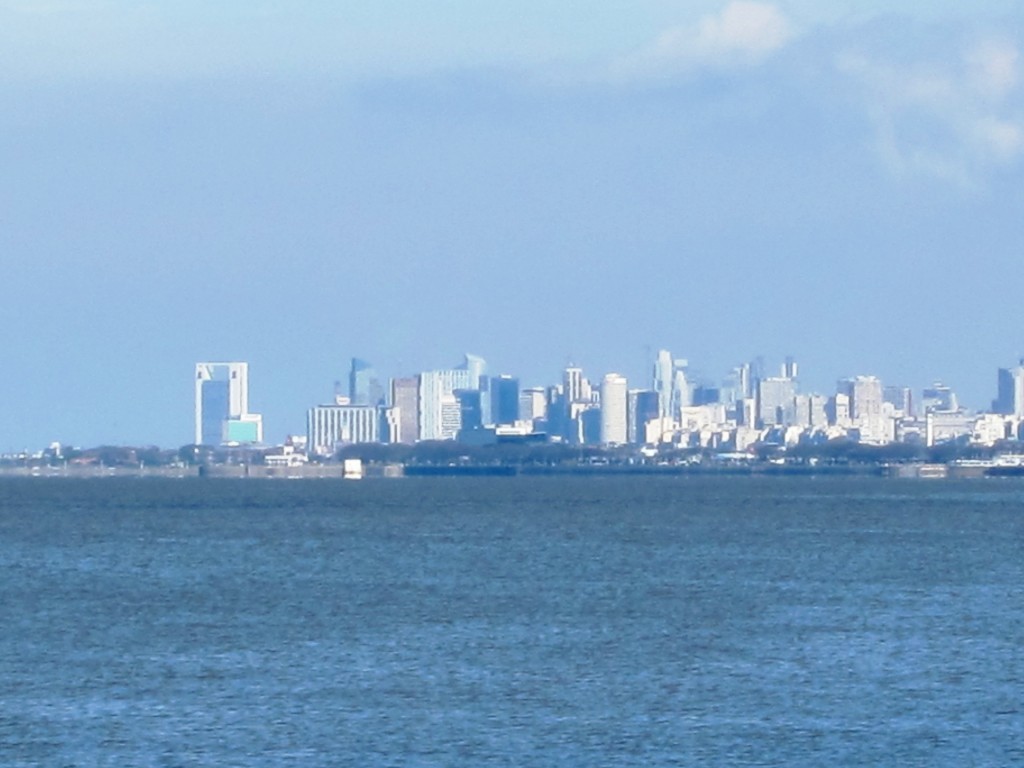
757, 377, 796, 427
793, 394, 828, 429
600, 373, 628, 445
518, 387, 547, 424
306, 403, 382, 456
418, 369, 472, 441
417, 354, 487, 441
838, 376, 883, 425
973, 414, 1012, 446
653, 350, 674, 421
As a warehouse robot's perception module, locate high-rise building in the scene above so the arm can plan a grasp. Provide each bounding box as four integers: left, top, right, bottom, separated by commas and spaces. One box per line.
994, 364, 1024, 418
579, 407, 602, 446
440, 395, 462, 439
460, 353, 487, 389
826, 392, 851, 427
653, 350, 674, 421
564, 366, 585, 404
390, 377, 419, 445
518, 387, 547, 424
194, 362, 263, 446
600, 373, 628, 445
883, 385, 913, 418
692, 385, 721, 407
418, 358, 484, 441
782, 356, 798, 379
490, 375, 520, 426
455, 389, 485, 431
349, 358, 384, 406
757, 377, 796, 427
839, 376, 883, 424
793, 394, 827, 429
630, 389, 660, 444
671, 361, 691, 415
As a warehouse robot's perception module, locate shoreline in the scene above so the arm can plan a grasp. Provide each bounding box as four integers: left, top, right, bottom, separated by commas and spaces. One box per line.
0, 463, 1013, 480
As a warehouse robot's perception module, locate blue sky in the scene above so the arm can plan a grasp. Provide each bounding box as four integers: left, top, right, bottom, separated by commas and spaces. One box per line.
2, 2, 1024, 448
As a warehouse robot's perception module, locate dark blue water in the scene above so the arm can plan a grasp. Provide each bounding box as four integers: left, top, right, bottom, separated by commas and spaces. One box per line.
2, 477, 1023, 766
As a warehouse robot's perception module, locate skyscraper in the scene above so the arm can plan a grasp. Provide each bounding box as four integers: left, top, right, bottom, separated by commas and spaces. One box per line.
460, 353, 487, 389
994, 363, 1024, 420
390, 377, 419, 445
418, 368, 473, 441
455, 389, 485, 431
564, 366, 585, 404
653, 350, 674, 421
349, 358, 383, 406
490, 375, 520, 426
757, 377, 796, 427
630, 389, 660, 444
600, 373, 628, 445
840, 376, 883, 423
194, 362, 263, 446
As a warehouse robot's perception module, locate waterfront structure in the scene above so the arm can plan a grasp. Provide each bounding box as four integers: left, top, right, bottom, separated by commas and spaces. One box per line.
194, 362, 263, 446
600, 373, 628, 445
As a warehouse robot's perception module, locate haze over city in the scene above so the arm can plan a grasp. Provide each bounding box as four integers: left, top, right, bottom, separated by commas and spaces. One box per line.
3, 1, 1024, 449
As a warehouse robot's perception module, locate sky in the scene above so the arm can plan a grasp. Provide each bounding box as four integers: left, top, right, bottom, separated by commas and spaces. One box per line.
3, 1, 1024, 449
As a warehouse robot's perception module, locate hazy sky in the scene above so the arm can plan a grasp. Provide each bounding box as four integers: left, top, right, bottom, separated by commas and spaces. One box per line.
3, 1, 1024, 448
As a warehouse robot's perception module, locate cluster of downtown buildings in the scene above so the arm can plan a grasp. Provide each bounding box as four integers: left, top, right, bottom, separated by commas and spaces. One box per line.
194, 353, 1024, 459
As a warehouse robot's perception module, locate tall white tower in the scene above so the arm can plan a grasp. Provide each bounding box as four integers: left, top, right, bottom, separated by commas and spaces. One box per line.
653, 350, 673, 421
600, 373, 628, 445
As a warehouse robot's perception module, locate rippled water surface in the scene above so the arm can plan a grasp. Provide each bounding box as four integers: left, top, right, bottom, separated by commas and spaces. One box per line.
2, 476, 1023, 766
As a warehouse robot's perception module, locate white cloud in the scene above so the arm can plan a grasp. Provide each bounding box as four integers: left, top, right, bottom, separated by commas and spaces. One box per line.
966, 39, 1019, 99
691, 1, 793, 57
613, 2, 794, 80
838, 37, 1024, 183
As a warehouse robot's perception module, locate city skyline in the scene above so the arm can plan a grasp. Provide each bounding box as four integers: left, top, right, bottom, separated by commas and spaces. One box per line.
176, 350, 1024, 458
8, 344, 1024, 452
3, 2, 1024, 448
